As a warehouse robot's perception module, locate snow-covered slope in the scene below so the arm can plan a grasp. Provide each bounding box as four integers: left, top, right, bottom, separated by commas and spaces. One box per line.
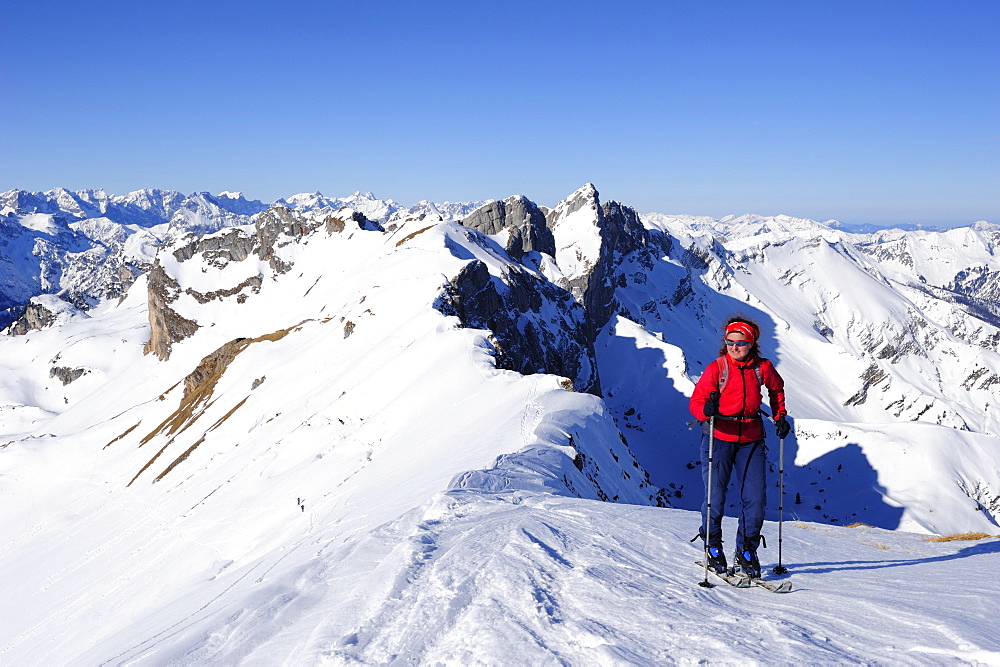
1, 185, 998, 663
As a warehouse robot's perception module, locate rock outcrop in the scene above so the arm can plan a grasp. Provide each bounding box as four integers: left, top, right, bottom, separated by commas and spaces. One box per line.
5, 295, 90, 335
50, 366, 88, 385
172, 228, 255, 266
143, 261, 200, 361
324, 210, 379, 234
253, 206, 381, 274
460, 195, 555, 262
443, 186, 674, 396
142, 205, 383, 361
436, 259, 598, 394
7, 299, 57, 335
253, 207, 313, 274
546, 184, 667, 341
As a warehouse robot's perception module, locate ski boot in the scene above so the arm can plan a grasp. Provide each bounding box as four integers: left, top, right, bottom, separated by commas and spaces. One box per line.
706, 543, 728, 575
734, 544, 761, 579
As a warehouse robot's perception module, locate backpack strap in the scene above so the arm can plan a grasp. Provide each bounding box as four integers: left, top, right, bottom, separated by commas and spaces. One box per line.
717, 356, 764, 392
716, 357, 729, 392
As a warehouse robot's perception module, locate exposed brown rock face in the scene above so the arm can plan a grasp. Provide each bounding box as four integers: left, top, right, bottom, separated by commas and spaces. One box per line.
7, 300, 57, 335
143, 261, 200, 361
118, 264, 141, 295
128, 326, 299, 486
325, 210, 371, 235
181, 337, 251, 401
128, 337, 253, 486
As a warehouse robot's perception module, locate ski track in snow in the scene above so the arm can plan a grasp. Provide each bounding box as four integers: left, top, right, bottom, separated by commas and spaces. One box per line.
150, 491, 1000, 665
43, 473, 987, 666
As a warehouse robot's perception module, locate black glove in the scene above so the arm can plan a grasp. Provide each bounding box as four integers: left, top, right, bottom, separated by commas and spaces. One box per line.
775, 416, 791, 439
703, 394, 720, 418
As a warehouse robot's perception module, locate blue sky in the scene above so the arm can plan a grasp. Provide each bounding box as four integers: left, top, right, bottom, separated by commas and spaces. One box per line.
3, 0, 997, 227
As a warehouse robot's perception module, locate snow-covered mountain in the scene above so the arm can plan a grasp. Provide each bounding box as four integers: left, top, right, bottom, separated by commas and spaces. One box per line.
632, 210, 1000, 534
272, 190, 486, 224
0, 187, 487, 330
0, 188, 266, 327
1, 184, 998, 663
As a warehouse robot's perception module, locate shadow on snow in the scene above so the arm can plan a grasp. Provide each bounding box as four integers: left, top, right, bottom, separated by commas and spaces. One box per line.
597, 293, 905, 537
790, 538, 1000, 575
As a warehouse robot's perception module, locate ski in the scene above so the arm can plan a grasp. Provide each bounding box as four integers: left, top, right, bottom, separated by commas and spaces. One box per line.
696, 561, 792, 592
696, 561, 751, 588
748, 577, 792, 593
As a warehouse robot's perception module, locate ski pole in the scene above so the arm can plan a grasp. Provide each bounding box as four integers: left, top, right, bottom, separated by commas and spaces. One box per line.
773, 431, 788, 575
699, 391, 720, 588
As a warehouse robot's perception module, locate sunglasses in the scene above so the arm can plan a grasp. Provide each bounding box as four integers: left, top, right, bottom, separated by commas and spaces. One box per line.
724, 340, 751, 348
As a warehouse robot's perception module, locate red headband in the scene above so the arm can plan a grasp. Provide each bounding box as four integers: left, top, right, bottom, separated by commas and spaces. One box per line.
726, 321, 757, 343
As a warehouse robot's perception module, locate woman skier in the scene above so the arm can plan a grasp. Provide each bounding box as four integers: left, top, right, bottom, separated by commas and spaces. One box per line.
689, 316, 789, 578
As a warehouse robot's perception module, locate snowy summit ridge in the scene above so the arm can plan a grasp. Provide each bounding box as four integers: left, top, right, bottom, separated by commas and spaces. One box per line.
1, 184, 999, 663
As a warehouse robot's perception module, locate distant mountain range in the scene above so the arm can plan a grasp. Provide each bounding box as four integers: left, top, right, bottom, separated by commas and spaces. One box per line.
0, 187, 488, 327
1, 186, 986, 330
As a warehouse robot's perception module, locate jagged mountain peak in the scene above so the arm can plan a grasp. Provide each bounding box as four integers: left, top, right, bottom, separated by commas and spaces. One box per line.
570, 182, 599, 198
548, 183, 601, 222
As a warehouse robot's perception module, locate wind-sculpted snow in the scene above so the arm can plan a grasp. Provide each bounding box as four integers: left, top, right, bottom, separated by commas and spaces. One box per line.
1, 184, 999, 663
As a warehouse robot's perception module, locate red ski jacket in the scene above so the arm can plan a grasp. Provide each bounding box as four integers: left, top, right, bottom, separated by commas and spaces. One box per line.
689, 355, 787, 443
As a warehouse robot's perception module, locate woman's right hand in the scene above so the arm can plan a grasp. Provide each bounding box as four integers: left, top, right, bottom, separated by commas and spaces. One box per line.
703, 395, 720, 418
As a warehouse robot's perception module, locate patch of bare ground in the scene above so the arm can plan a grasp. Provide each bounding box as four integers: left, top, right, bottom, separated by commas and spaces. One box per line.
923, 532, 997, 542
395, 224, 435, 247
127, 321, 309, 485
